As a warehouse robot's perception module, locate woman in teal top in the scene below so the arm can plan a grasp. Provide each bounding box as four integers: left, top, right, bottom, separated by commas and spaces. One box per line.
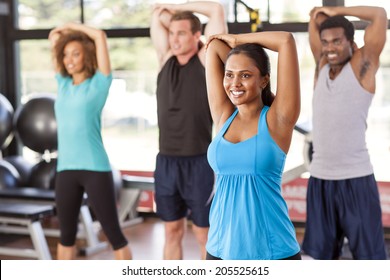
49, 23, 132, 260
205, 32, 301, 259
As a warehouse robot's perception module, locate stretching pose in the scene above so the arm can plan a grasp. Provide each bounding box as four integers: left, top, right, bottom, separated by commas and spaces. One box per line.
205, 31, 301, 260
49, 22, 132, 260
302, 6, 387, 260
150, 1, 227, 259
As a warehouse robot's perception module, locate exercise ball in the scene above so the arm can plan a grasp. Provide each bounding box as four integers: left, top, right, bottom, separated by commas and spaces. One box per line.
0, 160, 21, 189
3, 155, 34, 186
29, 159, 57, 190
0, 94, 14, 149
14, 94, 57, 153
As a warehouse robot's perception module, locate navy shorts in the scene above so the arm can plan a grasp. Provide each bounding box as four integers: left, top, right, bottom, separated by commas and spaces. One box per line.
302, 174, 387, 260
154, 153, 214, 227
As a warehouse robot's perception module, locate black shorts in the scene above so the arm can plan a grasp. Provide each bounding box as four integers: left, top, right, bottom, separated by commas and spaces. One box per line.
302, 174, 387, 260
154, 153, 214, 227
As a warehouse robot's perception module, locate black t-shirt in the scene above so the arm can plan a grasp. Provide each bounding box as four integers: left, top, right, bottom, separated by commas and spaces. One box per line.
156, 54, 212, 156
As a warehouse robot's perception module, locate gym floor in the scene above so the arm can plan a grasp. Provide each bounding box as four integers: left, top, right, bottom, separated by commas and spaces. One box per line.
0, 214, 389, 260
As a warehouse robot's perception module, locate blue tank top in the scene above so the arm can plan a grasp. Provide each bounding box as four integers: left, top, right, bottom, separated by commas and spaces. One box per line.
54, 71, 112, 172
207, 106, 300, 260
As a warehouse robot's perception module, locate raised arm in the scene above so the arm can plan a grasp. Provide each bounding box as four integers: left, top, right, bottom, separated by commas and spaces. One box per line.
224, 32, 300, 130
150, 1, 227, 68
206, 32, 300, 148
150, 6, 172, 68
49, 22, 111, 75
324, 6, 387, 68
205, 37, 235, 130
308, 7, 329, 79
48, 27, 62, 73
248, 32, 300, 149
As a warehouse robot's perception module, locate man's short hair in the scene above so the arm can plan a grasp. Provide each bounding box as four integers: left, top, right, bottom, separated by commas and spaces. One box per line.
319, 15, 355, 42
171, 11, 202, 34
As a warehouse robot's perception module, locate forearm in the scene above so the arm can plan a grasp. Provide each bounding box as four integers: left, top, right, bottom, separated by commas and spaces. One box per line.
64, 23, 110, 73
310, 10, 328, 30
327, 6, 387, 23
208, 38, 230, 64
168, 1, 223, 18
151, 6, 172, 31
234, 31, 295, 53
63, 22, 106, 42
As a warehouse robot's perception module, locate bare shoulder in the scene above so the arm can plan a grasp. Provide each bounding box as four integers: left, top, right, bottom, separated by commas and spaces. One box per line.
159, 51, 174, 70
350, 49, 377, 93
197, 46, 206, 66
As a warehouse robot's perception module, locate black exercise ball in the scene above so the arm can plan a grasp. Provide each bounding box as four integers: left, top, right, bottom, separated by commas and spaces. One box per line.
14, 94, 57, 153
29, 159, 57, 190
3, 155, 34, 186
0, 94, 14, 149
0, 160, 21, 189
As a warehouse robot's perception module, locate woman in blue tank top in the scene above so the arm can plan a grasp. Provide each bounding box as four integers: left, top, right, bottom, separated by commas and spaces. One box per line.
49, 23, 132, 260
205, 32, 301, 260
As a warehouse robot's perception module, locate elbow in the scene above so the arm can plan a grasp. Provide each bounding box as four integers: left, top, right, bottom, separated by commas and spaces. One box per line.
96, 29, 107, 41
278, 32, 296, 50
210, 2, 226, 21
377, 7, 388, 25
282, 32, 295, 45
206, 38, 222, 55
377, 7, 387, 19
372, 7, 388, 32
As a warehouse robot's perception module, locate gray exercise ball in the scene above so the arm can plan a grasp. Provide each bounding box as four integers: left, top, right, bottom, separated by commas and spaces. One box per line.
0, 160, 21, 189
3, 155, 34, 186
29, 159, 57, 190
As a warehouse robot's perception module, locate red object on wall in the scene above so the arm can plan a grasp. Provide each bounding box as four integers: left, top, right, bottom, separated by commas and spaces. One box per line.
120, 170, 155, 212
282, 178, 390, 227
282, 178, 308, 223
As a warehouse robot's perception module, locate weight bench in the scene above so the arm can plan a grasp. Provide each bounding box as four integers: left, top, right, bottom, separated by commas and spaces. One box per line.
0, 187, 108, 256
0, 202, 54, 259
119, 175, 155, 227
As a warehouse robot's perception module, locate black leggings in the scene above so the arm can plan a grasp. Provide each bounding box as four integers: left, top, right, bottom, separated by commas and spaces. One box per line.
206, 251, 302, 260
55, 170, 128, 250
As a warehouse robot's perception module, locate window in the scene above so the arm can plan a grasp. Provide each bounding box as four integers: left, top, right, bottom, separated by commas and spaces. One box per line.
10, 0, 390, 180
345, 0, 390, 15
17, 0, 81, 29
103, 37, 158, 171
229, 0, 322, 23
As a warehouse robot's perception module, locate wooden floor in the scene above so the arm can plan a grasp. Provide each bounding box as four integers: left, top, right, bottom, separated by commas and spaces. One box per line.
0, 215, 388, 260
0, 215, 213, 260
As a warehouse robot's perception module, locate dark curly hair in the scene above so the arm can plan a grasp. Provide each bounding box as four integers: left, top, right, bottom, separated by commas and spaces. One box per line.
319, 15, 355, 42
227, 43, 274, 106
54, 30, 97, 78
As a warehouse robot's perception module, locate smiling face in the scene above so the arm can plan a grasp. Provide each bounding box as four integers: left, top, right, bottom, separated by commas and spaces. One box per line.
223, 53, 267, 107
63, 40, 85, 76
320, 27, 353, 67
